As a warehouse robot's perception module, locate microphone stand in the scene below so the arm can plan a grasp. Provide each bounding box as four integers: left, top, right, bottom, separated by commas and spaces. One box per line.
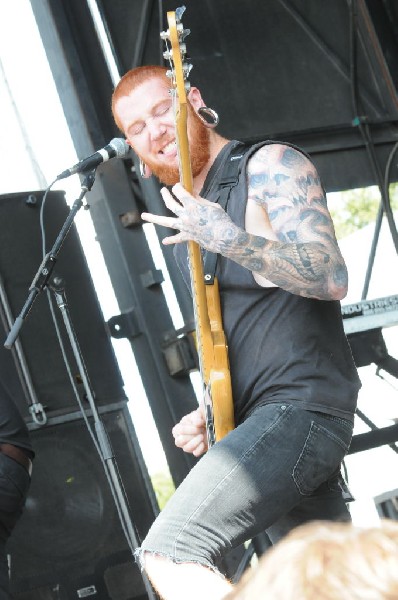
3, 172, 157, 600
49, 278, 156, 600
4, 172, 96, 350
0, 274, 47, 425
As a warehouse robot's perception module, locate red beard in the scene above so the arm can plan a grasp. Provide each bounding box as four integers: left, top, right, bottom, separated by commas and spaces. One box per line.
143, 108, 210, 186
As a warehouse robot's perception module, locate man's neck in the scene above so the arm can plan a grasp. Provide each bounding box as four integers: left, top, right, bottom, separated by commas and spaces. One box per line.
193, 132, 230, 194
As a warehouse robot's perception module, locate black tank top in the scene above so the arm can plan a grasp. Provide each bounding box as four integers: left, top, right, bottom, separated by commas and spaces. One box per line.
175, 141, 361, 424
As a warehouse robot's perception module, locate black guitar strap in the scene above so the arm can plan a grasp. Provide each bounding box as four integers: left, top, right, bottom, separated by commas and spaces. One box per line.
203, 142, 252, 285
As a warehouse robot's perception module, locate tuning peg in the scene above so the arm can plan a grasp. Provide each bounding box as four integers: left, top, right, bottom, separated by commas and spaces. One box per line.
160, 30, 169, 40
183, 63, 193, 77
181, 28, 191, 40
163, 50, 172, 60
166, 70, 173, 79
175, 5, 186, 21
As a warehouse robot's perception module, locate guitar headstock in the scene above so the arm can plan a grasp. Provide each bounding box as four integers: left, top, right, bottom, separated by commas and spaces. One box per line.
160, 6, 193, 106
160, 5, 194, 191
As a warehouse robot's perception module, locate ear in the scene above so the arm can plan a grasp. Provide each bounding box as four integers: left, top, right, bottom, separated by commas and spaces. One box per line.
187, 87, 206, 111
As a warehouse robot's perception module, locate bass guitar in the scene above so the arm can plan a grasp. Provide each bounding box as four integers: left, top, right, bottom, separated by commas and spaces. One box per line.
161, 6, 235, 447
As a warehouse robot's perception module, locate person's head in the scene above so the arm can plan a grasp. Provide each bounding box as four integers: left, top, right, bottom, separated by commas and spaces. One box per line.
111, 65, 213, 185
228, 520, 398, 600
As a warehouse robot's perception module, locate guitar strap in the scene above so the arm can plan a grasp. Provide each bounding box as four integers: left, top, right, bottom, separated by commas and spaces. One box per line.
203, 141, 252, 285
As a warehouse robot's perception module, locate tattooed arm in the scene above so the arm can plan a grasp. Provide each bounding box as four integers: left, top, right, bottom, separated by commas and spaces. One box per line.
141, 144, 348, 301
238, 144, 348, 299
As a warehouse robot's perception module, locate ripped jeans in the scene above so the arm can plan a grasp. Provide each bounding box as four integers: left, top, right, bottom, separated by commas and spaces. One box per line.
138, 402, 354, 573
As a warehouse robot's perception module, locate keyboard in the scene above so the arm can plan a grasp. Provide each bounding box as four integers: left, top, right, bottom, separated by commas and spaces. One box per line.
342, 294, 398, 334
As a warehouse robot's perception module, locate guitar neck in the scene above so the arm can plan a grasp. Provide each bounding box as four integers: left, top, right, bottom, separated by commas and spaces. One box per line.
163, 7, 235, 444
176, 118, 213, 384
171, 64, 213, 384
176, 104, 193, 192
187, 241, 213, 384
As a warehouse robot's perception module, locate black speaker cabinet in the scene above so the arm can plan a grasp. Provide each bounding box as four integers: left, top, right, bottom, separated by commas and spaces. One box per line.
0, 190, 126, 419
0, 191, 158, 599
8, 408, 157, 600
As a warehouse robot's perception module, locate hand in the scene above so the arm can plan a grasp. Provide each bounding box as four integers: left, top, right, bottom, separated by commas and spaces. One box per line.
141, 183, 239, 252
172, 406, 208, 457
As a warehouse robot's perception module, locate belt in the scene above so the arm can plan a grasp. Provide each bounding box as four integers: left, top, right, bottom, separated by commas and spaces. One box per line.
0, 443, 33, 476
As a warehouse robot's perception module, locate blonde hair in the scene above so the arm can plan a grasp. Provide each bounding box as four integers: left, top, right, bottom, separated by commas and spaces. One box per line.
228, 520, 398, 600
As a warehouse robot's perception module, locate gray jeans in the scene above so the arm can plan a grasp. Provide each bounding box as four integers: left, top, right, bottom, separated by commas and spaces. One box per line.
139, 402, 354, 572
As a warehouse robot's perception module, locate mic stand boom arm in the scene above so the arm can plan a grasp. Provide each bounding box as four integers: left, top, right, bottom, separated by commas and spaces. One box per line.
4, 172, 95, 350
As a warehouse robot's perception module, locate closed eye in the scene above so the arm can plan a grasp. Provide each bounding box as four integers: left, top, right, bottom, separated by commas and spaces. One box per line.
153, 102, 172, 117
130, 123, 145, 136
128, 101, 172, 138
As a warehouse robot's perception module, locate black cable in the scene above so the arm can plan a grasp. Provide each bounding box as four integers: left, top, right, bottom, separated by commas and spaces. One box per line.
384, 140, 398, 215
159, 0, 164, 65
349, 0, 398, 240
347, 0, 398, 300
39, 184, 144, 555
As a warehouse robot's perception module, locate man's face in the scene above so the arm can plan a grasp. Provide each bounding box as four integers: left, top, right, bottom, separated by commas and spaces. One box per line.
114, 77, 210, 185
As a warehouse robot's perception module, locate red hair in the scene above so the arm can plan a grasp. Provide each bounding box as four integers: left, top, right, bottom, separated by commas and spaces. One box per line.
111, 65, 170, 132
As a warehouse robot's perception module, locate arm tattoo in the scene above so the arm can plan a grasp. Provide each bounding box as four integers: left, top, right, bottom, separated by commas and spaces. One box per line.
217, 145, 349, 300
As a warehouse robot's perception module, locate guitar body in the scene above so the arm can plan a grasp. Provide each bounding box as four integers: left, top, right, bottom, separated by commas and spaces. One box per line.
205, 280, 234, 445
163, 8, 235, 446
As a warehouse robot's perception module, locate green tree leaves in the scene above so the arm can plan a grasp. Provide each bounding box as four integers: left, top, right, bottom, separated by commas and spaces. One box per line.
330, 183, 398, 239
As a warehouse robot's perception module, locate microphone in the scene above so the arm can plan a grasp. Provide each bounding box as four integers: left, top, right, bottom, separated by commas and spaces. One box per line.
56, 138, 130, 180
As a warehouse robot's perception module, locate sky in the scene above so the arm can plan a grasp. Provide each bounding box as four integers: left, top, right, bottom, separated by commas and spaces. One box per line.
1, 0, 398, 523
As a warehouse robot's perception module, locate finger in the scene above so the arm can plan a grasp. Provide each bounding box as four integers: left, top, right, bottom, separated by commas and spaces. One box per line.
141, 212, 167, 225
162, 231, 187, 245
181, 409, 201, 423
160, 187, 184, 215
181, 433, 205, 453
172, 421, 204, 438
185, 435, 207, 457
172, 409, 202, 434
173, 433, 189, 448
192, 441, 207, 457
172, 183, 214, 207
174, 433, 201, 450
170, 183, 196, 206
177, 413, 200, 429
141, 212, 180, 229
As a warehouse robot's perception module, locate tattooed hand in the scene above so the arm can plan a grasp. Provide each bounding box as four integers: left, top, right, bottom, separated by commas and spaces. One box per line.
141, 183, 242, 253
